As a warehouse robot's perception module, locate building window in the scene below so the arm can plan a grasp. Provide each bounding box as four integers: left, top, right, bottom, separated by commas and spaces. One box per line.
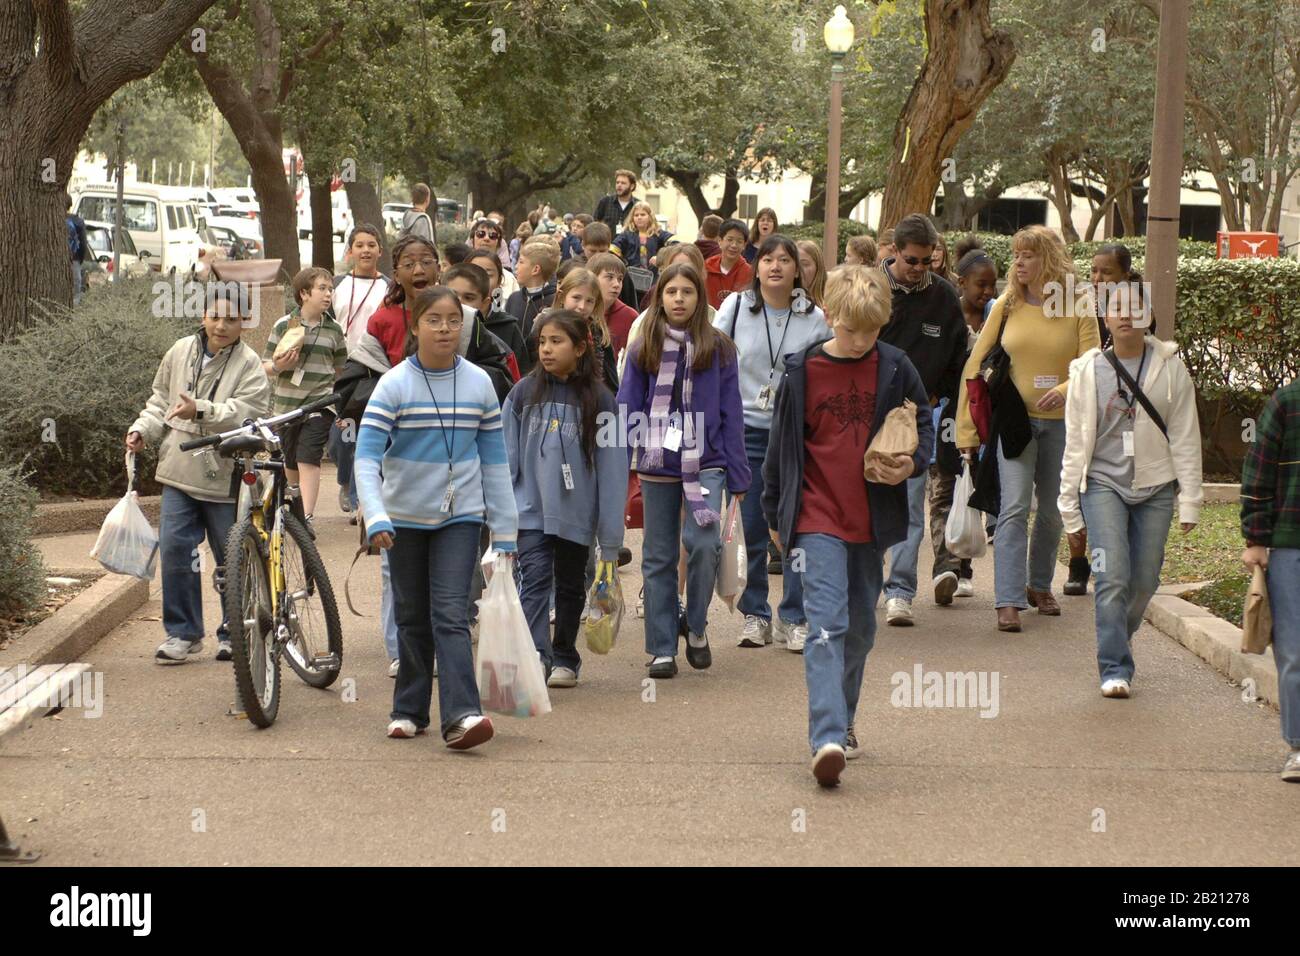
738, 195, 758, 220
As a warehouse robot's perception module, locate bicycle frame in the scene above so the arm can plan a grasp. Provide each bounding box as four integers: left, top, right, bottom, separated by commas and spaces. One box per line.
232, 423, 293, 623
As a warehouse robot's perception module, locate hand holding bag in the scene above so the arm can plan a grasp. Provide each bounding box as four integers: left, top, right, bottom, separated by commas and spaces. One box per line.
89, 453, 159, 580
714, 495, 748, 611
863, 399, 918, 482
944, 461, 988, 559
583, 560, 625, 654
1241, 563, 1273, 654
476, 553, 552, 717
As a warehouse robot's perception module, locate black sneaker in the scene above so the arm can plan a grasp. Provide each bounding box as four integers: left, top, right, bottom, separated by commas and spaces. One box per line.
1064, 555, 1090, 595
684, 632, 712, 670
768, 541, 782, 576
648, 657, 678, 679
617, 546, 633, 567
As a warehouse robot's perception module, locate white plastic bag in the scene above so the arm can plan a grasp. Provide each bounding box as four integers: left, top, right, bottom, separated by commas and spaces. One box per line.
89, 453, 159, 579
944, 461, 987, 560
475, 553, 552, 718
714, 496, 748, 611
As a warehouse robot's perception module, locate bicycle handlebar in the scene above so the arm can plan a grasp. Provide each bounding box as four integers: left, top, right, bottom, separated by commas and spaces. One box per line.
178, 393, 341, 451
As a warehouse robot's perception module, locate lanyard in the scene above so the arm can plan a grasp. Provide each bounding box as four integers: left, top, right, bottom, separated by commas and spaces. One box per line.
189, 334, 232, 400
760, 300, 793, 377
415, 354, 457, 483
342, 273, 379, 335
538, 380, 570, 467
1114, 347, 1149, 414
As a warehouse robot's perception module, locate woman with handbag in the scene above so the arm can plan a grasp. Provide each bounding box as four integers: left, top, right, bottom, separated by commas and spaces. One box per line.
614, 202, 674, 296
956, 225, 1100, 632
1058, 279, 1202, 697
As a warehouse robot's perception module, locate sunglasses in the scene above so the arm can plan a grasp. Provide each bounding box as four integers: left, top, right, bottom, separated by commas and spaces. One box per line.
900, 254, 934, 267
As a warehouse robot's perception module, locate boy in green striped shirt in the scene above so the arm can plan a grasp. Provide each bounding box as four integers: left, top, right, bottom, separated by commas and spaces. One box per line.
264, 267, 348, 522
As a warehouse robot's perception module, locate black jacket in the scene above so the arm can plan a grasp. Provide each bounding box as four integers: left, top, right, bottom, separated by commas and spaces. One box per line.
593, 193, 638, 234
505, 281, 556, 344
463, 315, 519, 404
762, 340, 933, 552
483, 307, 530, 378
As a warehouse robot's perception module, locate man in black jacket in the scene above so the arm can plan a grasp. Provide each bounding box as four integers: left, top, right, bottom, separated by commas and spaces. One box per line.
876, 214, 969, 623
592, 169, 639, 235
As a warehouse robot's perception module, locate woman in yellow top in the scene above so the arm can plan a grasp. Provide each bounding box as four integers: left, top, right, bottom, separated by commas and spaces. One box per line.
957, 225, 1100, 632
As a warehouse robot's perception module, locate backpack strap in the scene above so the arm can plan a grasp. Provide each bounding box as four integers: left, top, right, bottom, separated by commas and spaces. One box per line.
1103, 348, 1168, 440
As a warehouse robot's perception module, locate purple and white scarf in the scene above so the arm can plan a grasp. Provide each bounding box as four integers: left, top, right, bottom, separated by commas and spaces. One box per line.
639, 326, 719, 526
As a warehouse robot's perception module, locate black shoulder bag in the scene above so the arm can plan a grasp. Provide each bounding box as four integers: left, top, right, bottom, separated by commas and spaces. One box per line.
1103, 348, 1168, 440
978, 298, 1013, 393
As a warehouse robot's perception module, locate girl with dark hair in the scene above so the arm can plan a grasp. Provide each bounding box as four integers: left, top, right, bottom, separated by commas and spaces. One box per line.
503, 310, 626, 689
743, 208, 779, 264
1091, 243, 1133, 349
355, 286, 518, 749
617, 262, 750, 678
713, 234, 828, 653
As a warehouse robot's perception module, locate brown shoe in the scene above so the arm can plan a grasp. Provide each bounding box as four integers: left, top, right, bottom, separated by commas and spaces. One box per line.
1026, 588, 1060, 615
996, 606, 1022, 632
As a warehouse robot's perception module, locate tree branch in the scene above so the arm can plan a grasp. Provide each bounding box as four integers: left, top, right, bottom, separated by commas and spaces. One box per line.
34, 0, 78, 87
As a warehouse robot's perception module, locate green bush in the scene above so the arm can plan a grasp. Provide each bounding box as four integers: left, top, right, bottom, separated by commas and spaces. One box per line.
940, 232, 1215, 277
0, 281, 193, 499
0, 463, 46, 631
781, 219, 876, 263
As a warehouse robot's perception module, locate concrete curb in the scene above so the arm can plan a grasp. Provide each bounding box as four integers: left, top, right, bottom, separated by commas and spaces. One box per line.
34, 496, 162, 536
1202, 483, 1240, 504
1144, 593, 1278, 707
0, 573, 150, 668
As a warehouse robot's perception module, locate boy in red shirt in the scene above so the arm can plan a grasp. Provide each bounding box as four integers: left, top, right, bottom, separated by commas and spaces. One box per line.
587, 251, 639, 354
705, 218, 755, 310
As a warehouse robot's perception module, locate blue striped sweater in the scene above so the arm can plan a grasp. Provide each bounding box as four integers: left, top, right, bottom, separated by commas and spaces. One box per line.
354, 355, 518, 550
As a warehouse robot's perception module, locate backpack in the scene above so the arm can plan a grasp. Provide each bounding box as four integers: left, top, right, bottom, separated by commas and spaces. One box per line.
398, 211, 436, 244
66, 217, 83, 261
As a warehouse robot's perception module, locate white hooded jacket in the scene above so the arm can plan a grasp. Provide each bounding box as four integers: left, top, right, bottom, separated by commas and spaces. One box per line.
1057, 335, 1203, 533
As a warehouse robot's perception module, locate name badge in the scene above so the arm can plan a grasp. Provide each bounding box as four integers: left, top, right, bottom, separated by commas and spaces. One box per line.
664, 426, 683, 452
1122, 431, 1135, 457
290, 365, 306, 387
1034, 374, 1059, 389
441, 484, 455, 513
561, 463, 575, 490
756, 384, 774, 411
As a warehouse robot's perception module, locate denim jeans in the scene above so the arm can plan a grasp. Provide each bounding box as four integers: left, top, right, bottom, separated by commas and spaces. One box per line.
639, 469, 725, 657
994, 417, 1067, 608
1081, 482, 1175, 682
379, 550, 399, 661
883, 469, 928, 601
71, 260, 83, 307
1268, 549, 1300, 747
739, 426, 805, 624
387, 522, 483, 735
159, 485, 234, 643
518, 530, 589, 674
795, 533, 883, 753
327, 425, 358, 510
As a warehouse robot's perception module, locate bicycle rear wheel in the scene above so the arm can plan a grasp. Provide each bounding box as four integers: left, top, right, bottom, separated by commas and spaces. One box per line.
223, 517, 280, 727
279, 511, 343, 688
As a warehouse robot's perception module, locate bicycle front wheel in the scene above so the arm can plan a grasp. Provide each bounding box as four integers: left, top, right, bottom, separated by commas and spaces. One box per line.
223, 517, 280, 727
279, 512, 343, 688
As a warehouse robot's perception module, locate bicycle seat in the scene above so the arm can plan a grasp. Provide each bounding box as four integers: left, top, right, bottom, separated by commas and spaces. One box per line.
218, 433, 270, 457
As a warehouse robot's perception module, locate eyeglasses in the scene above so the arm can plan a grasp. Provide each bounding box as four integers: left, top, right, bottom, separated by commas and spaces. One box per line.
423, 315, 464, 331
900, 254, 933, 267
475, 230, 501, 241
398, 257, 439, 270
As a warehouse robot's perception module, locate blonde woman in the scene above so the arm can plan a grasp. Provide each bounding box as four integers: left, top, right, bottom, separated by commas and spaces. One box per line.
615, 201, 674, 279
956, 225, 1100, 633
796, 239, 828, 309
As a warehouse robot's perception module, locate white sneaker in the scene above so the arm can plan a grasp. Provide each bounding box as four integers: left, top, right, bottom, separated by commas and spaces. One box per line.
387, 718, 423, 738
1101, 678, 1132, 699
811, 743, 846, 787
738, 615, 771, 648
956, 578, 975, 598
885, 597, 914, 626
338, 485, 353, 514
387, 658, 399, 678
845, 725, 862, 760
785, 622, 808, 654
155, 636, 203, 664
933, 571, 958, 606
444, 714, 494, 750
547, 666, 578, 688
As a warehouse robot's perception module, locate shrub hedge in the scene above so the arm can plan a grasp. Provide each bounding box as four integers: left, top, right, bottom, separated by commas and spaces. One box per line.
0, 463, 46, 633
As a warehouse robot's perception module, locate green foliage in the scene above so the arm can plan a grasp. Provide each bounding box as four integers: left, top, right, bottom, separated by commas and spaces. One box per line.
781, 220, 876, 263
1183, 573, 1249, 629
0, 463, 45, 630
0, 282, 193, 499
937, 232, 1216, 277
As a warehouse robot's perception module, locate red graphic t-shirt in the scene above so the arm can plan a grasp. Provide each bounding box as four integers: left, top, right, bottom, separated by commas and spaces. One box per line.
795, 344, 879, 543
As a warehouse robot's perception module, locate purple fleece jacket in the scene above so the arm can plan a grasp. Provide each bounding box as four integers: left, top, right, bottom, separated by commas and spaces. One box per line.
616, 338, 752, 494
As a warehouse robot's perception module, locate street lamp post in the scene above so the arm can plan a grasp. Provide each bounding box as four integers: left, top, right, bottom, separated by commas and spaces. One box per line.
823, 5, 854, 267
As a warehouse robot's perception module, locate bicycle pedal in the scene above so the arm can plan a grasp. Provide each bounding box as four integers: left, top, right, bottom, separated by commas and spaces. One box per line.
310, 653, 340, 670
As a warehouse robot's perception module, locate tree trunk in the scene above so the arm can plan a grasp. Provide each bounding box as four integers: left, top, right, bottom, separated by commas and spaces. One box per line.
308, 179, 334, 269
1044, 152, 1080, 242
877, 0, 1015, 231
0, 0, 219, 340
465, 157, 584, 231
343, 177, 389, 274
806, 170, 827, 223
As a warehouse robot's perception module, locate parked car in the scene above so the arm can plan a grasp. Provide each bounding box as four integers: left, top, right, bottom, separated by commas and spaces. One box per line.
74, 184, 204, 275
195, 224, 259, 279
382, 202, 411, 234
208, 206, 264, 254
82, 220, 151, 283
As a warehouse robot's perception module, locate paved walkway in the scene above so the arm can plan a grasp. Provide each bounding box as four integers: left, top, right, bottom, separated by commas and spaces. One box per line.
4, 471, 1297, 865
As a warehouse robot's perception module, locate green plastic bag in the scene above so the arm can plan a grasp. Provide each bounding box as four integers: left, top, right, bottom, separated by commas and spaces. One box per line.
584, 560, 624, 655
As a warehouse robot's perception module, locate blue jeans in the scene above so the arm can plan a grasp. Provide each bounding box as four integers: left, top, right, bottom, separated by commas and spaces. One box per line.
639, 469, 725, 657
387, 522, 483, 735
796, 533, 883, 753
739, 426, 804, 624
379, 550, 398, 660
994, 417, 1067, 608
518, 530, 589, 674
884, 470, 928, 601
1268, 549, 1300, 747
1081, 482, 1175, 682
71, 260, 83, 306
159, 485, 234, 643
327, 425, 358, 510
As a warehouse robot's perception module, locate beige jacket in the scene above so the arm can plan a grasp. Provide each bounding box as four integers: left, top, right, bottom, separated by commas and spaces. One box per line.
1057, 336, 1203, 533
130, 333, 272, 502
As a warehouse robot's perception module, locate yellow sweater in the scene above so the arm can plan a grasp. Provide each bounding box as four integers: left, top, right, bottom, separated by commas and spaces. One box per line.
956, 295, 1100, 448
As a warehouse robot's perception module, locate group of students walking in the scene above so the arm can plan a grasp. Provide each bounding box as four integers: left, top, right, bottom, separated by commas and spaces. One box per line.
123, 179, 1300, 786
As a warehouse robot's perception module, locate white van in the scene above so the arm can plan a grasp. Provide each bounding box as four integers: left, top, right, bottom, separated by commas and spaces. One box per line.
74, 184, 204, 276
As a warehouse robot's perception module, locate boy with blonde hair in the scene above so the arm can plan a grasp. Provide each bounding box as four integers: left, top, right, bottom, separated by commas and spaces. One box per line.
506, 237, 561, 338
763, 265, 931, 788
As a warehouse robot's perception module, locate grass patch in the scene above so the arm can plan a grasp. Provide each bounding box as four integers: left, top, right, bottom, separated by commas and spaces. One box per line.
1058, 501, 1242, 585
1181, 573, 1248, 628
